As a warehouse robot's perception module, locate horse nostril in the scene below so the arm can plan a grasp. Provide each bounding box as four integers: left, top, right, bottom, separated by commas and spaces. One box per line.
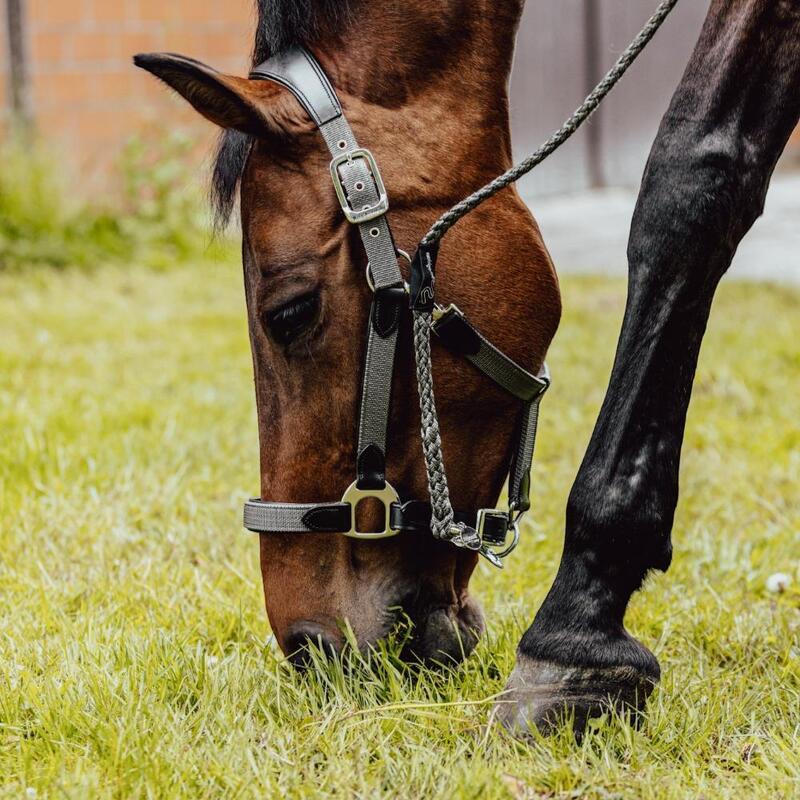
283, 624, 339, 669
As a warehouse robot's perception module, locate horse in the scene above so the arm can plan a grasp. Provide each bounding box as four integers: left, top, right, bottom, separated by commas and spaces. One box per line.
134, 0, 800, 737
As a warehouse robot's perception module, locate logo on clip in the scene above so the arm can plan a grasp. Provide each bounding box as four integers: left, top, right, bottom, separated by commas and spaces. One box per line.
410, 243, 439, 312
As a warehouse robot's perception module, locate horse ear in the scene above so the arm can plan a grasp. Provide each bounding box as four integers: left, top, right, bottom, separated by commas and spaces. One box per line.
133, 53, 281, 137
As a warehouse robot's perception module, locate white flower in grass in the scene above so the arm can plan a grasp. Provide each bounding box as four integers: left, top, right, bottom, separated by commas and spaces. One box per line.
26, 789, 38, 799
766, 573, 791, 594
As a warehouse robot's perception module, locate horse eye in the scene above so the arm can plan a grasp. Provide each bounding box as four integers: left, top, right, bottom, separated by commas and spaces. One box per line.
266, 292, 321, 346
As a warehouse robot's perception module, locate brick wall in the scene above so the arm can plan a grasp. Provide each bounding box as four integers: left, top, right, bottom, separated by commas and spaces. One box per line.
2, 2, 799, 191
2, 0, 254, 182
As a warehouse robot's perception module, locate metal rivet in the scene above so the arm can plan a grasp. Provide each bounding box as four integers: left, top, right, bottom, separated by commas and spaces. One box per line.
337, 140, 347, 150
354, 181, 365, 191
370, 228, 380, 238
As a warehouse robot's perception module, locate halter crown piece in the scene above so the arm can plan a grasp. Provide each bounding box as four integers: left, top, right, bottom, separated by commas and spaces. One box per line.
242, 47, 550, 568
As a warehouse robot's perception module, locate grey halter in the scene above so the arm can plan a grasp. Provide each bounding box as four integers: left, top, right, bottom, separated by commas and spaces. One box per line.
242, 47, 549, 567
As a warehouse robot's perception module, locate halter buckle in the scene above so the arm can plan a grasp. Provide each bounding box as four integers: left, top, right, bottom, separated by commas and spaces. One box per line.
476, 508, 509, 547
340, 481, 401, 540
330, 148, 389, 224
480, 519, 521, 569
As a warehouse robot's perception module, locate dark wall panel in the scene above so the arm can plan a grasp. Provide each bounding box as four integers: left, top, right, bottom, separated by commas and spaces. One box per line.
510, 0, 709, 198
595, 0, 708, 189
510, 0, 589, 196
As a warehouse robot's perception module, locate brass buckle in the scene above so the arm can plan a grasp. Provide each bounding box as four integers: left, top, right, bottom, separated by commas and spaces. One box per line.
340, 481, 400, 540
330, 148, 389, 224
431, 302, 463, 323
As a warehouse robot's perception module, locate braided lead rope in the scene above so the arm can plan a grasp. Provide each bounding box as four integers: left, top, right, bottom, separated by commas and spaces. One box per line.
413, 311, 482, 549
420, 0, 680, 248
412, 0, 680, 550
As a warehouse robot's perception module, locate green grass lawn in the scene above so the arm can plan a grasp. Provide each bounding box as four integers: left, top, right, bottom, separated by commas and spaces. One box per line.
0, 261, 798, 799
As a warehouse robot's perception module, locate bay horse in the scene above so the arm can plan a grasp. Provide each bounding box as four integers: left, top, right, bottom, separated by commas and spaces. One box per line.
135, 0, 800, 737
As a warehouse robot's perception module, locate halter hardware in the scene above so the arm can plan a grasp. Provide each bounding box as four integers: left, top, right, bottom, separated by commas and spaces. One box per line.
340, 481, 401, 540
331, 148, 389, 224
476, 509, 510, 547
366, 250, 411, 293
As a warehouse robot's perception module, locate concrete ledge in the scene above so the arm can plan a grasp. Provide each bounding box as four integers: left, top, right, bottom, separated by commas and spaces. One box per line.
526, 173, 800, 286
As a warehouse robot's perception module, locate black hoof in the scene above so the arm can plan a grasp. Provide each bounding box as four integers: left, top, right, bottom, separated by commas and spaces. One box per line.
492, 656, 659, 740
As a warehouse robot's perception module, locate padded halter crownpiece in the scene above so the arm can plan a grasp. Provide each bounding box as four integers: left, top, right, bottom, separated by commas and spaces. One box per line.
242, 47, 549, 567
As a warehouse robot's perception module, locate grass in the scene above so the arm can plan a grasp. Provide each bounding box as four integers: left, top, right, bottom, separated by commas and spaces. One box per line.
0, 260, 798, 798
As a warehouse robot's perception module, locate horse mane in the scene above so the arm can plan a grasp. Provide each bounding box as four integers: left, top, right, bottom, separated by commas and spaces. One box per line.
211, 0, 355, 228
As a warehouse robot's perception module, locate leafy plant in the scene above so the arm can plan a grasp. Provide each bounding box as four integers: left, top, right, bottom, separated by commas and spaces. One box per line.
0, 131, 233, 270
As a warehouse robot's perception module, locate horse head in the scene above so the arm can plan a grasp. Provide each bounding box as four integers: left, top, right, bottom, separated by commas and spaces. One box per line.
135, 0, 560, 667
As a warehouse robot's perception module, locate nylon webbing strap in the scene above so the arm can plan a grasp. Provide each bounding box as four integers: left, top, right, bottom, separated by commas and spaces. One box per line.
318, 111, 403, 488
508, 369, 549, 515
244, 501, 347, 533
250, 47, 403, 491
431, 306, 549, 517
432, 307, 548, 402
243, 497, 509, 544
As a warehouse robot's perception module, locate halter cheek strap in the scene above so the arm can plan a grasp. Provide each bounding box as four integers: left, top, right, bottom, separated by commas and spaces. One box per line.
243, 47, 550, 568
253, 47, 403, 493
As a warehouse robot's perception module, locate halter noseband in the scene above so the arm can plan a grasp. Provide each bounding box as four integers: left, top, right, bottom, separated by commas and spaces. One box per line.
242, 47, 549, 568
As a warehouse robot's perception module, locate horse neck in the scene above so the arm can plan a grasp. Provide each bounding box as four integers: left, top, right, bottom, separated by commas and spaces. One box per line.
314, 0, 524, 182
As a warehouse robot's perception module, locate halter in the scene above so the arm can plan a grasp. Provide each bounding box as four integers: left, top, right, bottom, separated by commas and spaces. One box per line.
241, 0, 679, 564
241, 47, 549, 567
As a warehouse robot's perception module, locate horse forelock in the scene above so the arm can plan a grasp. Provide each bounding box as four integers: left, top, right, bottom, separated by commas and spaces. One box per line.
254, 0, 355, 59
211, 0, 355, 229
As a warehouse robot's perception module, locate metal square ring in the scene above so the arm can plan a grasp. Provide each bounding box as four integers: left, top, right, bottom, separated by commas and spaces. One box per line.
340, 480, 400, 540
476, 508, 509, 547
330, 148, 389, 225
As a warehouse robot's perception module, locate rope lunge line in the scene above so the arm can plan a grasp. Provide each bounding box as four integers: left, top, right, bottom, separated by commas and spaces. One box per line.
411, 0, 681, 550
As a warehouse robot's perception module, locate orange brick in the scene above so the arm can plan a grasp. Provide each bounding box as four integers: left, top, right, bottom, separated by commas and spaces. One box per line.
71, 30, 122, 62
118, 29, 166, 60
87, 0, 130, 25
137, 0, 180, 24
31, 71, 93, 106
28, 0, 84, 26
18, 0, 257, 189
176, 0, 217, 24
89, 71, 140, 102
203, 28, 250, 61
30, 29, 69, 64
214, 0, 255, 25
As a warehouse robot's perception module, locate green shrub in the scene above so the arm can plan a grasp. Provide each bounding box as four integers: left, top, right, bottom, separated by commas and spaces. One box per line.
0, 131, 233, 270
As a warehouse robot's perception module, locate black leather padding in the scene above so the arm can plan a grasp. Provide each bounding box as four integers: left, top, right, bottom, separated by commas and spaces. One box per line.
356, 443, 386, 490
389, 500, 433, 531
432, 310, 482, 356
250, 47, 342, 126
301, 504, 352, 532
371, 287, 405, 338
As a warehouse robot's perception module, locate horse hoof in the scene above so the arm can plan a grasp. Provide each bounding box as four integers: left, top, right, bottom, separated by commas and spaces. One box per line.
492, 657, 659, 740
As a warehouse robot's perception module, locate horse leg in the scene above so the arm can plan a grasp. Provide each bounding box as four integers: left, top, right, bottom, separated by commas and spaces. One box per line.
497, 0, 800, 737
